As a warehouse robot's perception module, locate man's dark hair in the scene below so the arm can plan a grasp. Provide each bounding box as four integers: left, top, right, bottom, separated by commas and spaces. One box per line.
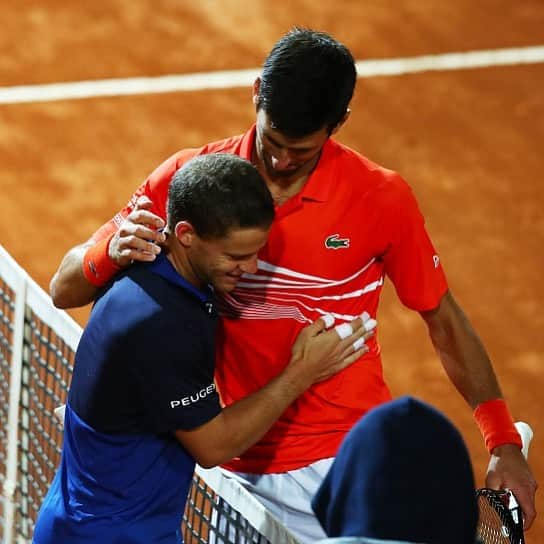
257, 27, 357, 138
167, 154, 274, 239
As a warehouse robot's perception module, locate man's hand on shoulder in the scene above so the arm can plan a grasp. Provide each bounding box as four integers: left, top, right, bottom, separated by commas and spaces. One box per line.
109, 196, 166, 267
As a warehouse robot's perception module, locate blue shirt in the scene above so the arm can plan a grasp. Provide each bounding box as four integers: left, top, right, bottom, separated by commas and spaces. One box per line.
33, 255, 221, 543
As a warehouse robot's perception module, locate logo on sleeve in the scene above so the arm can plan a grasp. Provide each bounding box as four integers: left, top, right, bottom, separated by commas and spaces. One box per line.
170, 383, 216, 408
88, 260, 98, 278
325, 234, 350, 249
433, 255, 440, 268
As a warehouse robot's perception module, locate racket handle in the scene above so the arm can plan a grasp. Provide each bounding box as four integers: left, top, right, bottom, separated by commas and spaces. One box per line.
514, 421, 533, 460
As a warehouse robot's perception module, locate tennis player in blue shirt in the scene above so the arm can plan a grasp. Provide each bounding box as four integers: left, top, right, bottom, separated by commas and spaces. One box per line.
33, 153, 370, 544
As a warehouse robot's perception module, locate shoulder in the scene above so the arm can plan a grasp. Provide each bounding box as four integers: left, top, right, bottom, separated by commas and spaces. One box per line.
145, 132, 247, 196
325, 139, 415, 204
82, 266, 208, 368
199, 133, 247, 155
154, 133, 246, 178
89, 266, 180, 337
329, 139, 405, 182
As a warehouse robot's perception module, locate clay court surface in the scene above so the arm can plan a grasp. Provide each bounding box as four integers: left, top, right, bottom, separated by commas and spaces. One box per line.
1, 1, 543, 541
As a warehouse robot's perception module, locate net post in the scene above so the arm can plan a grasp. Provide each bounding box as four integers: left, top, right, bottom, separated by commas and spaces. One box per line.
1, 246, 28, 544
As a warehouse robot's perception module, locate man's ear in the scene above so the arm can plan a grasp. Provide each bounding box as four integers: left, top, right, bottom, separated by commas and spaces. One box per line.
330, 107, 351, 135
252, 77, 261, 108
174, 221, 196, 248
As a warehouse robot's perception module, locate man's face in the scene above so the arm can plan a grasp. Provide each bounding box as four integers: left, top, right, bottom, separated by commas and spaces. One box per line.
254, 109, 330, 181
188, 226, 270, 293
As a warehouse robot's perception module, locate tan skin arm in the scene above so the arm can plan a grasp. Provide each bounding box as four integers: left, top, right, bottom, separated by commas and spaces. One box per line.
175, 317, 373, 469
50, 197, 165, 309
421, 290, 537, 529
50, 241, 100, 308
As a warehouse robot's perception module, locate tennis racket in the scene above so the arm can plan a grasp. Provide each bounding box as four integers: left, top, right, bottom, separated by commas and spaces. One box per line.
476, 421, 533, 544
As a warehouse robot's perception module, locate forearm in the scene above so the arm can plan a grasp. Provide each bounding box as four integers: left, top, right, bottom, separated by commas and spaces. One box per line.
177, 364, 310, 468
177, 316, 368, 467
423, 292, 538, 528
422, 290, 502, 408
50, 242, 100, 308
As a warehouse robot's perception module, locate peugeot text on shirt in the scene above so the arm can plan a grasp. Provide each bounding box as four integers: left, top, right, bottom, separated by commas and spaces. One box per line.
170, 383, 217, 408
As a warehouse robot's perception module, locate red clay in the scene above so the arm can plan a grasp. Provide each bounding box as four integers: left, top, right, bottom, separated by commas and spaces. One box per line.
1, 2, 543, 540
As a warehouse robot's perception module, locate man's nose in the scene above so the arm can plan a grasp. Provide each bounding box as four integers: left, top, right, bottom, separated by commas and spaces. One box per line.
271, 150, 292, 170
239, 255, 258, 274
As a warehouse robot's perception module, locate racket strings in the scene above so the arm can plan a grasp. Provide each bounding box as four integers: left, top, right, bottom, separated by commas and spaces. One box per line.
476, 489, 524, 544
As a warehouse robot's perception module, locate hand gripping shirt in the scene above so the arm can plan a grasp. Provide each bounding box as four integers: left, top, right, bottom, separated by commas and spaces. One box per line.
88, 126, 448, 474
33, 255, 221, 543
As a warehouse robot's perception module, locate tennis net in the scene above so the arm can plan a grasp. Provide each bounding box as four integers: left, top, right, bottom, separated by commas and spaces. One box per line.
0, 244, 299, 544
183, 467, 299, 543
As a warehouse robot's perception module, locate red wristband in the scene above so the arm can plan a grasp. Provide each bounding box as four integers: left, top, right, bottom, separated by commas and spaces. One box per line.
82, 234, 121, 287
473, 398, 522, 453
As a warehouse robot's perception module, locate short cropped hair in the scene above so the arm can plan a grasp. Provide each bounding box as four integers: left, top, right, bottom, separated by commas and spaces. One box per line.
257, 27, 357, 137
167, 154, 274, 239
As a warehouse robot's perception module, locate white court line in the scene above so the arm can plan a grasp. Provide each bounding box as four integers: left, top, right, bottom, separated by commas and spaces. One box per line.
0, 45, 543, 105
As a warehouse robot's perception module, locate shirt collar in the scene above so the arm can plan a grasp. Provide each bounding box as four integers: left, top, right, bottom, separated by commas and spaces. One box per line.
297, 137, 337, 203
239, 125, 256, 160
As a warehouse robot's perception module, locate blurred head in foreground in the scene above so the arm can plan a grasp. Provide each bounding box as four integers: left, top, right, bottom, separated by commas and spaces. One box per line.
312, 396, 478, 544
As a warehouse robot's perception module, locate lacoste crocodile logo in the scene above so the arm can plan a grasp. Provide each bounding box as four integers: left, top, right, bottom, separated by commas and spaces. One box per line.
325, 234, 350, 249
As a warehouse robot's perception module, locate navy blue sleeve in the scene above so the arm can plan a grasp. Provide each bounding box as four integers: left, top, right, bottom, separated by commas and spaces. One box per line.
70, 268, 222, 435
130, 317, 222, 434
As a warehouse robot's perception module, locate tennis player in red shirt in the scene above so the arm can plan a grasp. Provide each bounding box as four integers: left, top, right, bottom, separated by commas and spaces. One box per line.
50, 27, 536, 542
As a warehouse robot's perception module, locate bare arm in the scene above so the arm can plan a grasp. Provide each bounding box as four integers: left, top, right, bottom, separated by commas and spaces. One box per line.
420, 289, 502, 407
50, 196, 166, 309
175, 317, 372, 468
421, 289, 537, 529
50, 241, 101, 308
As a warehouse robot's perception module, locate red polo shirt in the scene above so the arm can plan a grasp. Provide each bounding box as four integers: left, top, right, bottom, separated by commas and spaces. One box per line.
91, 126, 448, 473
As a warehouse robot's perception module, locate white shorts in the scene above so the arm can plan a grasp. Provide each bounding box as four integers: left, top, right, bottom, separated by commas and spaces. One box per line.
225, 457, 334, 543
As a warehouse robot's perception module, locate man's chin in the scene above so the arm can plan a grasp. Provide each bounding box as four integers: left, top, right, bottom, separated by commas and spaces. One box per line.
266, 164, 300, 179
